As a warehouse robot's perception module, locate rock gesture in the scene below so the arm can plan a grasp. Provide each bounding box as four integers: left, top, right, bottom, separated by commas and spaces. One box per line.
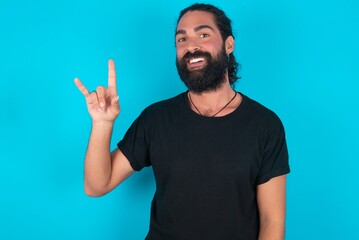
74, 59, 120, 123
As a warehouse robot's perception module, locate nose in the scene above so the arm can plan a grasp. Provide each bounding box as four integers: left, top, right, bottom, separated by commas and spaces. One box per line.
187, 45, 200, 53
186, 38, 200, 53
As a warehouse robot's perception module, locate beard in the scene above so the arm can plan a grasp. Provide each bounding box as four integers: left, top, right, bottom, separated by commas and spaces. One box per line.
176, 45, 228, 93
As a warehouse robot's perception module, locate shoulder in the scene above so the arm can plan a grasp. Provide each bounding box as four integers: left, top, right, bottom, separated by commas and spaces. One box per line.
241, 93, 284, 129
139, 92, 186, 120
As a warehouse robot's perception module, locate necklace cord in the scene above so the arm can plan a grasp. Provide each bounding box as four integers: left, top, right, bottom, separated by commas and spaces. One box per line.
188, 91, 237, 117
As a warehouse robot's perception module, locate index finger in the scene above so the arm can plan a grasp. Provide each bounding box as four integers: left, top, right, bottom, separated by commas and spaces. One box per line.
108, 59, 117, 90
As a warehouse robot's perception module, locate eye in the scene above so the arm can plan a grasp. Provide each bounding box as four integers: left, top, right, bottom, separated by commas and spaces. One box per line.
200, 33, 209, 38
177, 37, 186, 43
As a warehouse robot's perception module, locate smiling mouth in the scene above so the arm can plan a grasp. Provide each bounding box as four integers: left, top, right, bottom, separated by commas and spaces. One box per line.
187, 57, 206, 69
188, 57, 205, 64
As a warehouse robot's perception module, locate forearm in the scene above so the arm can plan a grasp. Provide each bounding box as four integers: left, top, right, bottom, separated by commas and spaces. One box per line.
258, 218, 285, 240
84, 121, 114, 196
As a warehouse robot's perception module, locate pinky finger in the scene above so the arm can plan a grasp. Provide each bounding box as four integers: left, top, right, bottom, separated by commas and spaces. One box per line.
74, 77, 90, 97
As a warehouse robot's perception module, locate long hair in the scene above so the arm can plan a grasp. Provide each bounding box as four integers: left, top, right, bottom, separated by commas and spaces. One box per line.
177, 3, 241, 86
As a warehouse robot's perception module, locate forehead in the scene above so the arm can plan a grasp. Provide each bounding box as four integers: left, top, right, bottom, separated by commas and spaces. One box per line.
176, 11, 218, 32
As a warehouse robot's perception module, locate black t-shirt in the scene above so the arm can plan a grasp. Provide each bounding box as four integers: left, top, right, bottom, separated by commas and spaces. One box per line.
118, 92, 290, 240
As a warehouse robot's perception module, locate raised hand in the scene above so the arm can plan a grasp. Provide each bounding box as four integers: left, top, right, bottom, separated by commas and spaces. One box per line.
74, 59, 120, 123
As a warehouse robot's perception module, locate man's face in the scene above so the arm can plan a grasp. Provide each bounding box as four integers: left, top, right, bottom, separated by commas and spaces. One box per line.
175, 11, 233, 93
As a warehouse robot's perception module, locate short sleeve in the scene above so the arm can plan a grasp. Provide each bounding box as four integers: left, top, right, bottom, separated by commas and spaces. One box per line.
256, 116, 290, 185
117, 113, 152, 171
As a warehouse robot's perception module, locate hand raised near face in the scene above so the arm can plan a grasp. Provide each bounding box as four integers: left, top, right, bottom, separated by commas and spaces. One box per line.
74, 59, 120, 123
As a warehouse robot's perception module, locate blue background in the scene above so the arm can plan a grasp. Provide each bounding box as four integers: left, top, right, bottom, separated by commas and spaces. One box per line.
1, 0, 358, 239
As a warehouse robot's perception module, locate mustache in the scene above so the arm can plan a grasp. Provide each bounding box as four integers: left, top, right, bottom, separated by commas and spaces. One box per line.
181, 51, 212, 63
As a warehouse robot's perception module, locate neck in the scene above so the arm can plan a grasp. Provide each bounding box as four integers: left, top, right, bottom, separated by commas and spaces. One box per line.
188, 80, 241, 117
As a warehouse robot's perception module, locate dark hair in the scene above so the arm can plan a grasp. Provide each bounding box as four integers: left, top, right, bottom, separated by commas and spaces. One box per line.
177, 3, 241, 86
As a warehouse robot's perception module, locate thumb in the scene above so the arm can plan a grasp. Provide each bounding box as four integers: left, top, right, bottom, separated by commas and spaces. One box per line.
111, 95, 120, 113
111, 95, 119, 105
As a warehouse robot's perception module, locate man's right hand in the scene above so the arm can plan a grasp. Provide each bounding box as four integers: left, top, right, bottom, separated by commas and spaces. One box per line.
74, 59, 120, 123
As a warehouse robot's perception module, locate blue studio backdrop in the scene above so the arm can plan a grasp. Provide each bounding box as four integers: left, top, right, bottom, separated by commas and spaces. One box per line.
0, 0, 358, 239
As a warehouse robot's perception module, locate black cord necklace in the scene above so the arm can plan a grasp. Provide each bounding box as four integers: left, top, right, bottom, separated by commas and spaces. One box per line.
188, 91, 237, 117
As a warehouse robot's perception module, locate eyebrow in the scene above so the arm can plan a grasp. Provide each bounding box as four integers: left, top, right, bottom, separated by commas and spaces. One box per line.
175, 24, 215, 36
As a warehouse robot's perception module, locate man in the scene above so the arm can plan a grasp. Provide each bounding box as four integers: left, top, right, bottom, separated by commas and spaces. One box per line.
74, 3, 290, 240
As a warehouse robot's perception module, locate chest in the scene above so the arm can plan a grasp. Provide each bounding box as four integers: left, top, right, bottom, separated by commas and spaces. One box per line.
149, 118, 264, 188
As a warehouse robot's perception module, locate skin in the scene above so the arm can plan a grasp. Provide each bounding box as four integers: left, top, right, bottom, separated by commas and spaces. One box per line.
75, 10, 287, 239
175, 11, 242, 116
257, 175, 287, 240
74, 60, 135, 197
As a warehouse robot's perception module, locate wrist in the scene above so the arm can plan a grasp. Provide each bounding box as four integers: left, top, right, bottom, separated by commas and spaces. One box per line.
92, 120, 114, 128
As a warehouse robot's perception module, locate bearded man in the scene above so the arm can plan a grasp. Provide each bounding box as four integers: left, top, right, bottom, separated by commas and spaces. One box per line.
74, 3, 290, 240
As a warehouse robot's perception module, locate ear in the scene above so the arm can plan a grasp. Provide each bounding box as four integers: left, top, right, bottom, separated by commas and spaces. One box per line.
224, 36, 235, 55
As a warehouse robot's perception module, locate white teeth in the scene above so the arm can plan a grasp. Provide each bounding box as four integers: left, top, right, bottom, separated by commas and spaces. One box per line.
189, 58, 204, 64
